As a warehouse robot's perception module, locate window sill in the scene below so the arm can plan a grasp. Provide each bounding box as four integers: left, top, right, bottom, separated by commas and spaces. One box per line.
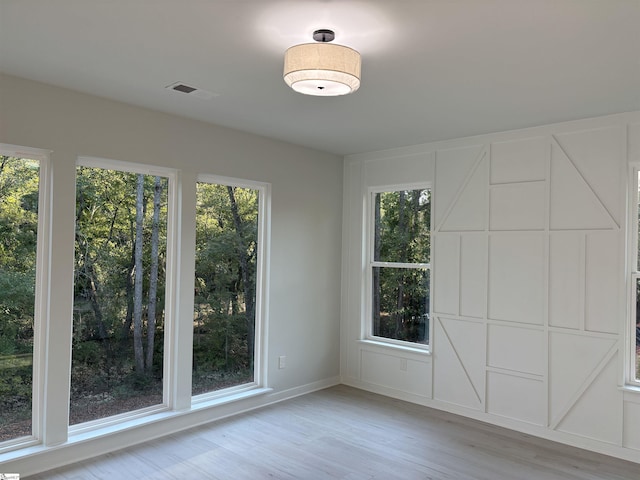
69, 386, 273, 442
358, 339, 431, 356
0, 386, 273, 464
620, 384, 640, 402
192, 385, 272, 410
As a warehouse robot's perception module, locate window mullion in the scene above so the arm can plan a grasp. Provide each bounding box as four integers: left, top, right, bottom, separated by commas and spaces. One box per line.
169, 172, 196, 410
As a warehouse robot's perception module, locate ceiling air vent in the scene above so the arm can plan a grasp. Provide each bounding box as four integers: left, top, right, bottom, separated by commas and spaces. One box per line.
165, 82, 218, 100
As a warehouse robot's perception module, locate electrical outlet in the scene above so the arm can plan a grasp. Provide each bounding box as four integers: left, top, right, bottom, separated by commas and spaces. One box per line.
278, 355, 286, 369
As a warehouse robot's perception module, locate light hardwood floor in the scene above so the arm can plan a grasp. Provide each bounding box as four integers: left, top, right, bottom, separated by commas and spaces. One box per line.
27, 385, 640, 479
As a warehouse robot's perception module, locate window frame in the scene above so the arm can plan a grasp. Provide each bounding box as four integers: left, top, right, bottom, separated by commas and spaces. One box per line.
0, 148, 273, 464
627, 165, 640, 387
68, 156, 178, 433
364, 183, 432, 351
193, 174, 270, 401
0, 143, 51, 452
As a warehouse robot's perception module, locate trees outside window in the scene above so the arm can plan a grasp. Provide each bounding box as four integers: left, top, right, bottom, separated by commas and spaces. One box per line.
70, 163, 169, 424
0, 146, 271, 455
370, 188, 431, 346
192, 181, 260, 396
0, 155, 40, 443
630, 170, 640, 384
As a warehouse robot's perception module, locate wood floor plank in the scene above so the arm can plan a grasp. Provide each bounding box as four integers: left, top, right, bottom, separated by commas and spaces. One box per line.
26, 385, 640, 479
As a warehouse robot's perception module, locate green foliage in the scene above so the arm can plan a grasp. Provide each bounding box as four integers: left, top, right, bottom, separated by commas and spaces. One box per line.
193, 184, 258, 392
0, 156, 38, 439
68, 167, 169, 422
0, 160, 260, 432
373, 189, 431, 344
377, 189, 430, 263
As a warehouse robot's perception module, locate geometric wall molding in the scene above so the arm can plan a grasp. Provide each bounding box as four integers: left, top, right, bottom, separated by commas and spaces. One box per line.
487, 370, 545, 425
623, 400, 640, 451
433, 317, 484, 410
548, 231, 621, 334
555, 352, 622, 444
550, 140, 617, 230
489, 182, 545, 231
460, 234, 487, 318
345, 112, 638, 461
549, 231, 584, 329
440, 155, 487, 232
434, 145, 487, 231
554, 126, 623, 227
488, 233, 545, 325
490, 136, 547, 185
487, 324, 545, 376
361, 349, 431, 398
435, 144, 485, 228
433, 234, 460, 315
549, 332, 618, 430
585, 231, 620, 334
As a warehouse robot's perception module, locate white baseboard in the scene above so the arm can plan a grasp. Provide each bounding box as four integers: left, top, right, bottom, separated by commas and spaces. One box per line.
341, 376, 432, 406
342, 375, 640, 465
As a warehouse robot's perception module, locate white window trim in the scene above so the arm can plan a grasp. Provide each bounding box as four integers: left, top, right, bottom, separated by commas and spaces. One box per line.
0, 144, 52, 453
627, 165, 640, 387
195, 174, 271, 394
74, 156, 179, 423
364, 183, 432, 351
0, 152, 273, 458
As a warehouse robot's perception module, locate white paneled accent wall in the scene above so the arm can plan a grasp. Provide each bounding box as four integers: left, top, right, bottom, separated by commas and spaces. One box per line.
341, 112, 640, 463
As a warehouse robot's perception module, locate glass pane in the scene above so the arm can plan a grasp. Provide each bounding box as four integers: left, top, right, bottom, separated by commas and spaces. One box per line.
71, 167, 168, 425
636, 278, 640, 382
372, 266, 429, 344
193, 184, 258, 396
374, 189, 430, 264
0, 156, 39, 442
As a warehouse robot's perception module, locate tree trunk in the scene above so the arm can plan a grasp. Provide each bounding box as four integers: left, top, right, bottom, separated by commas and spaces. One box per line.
133, 174, 145, 374
121, 246, 135, 342
146, 176, 162, 373
227, 186, 255, 370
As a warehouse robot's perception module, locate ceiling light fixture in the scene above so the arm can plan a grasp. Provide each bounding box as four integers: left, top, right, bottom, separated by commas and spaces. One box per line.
283, 29, 361, 96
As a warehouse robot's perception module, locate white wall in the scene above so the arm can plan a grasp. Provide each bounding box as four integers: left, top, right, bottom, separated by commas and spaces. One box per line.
341, 111, 640, 463
0, 73, 343, 474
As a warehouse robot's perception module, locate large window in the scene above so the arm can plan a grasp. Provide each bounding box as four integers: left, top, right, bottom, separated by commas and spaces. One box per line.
0, 154, 42, 443
0, 145, 270, 460
629, 169, 640, 385
368, 187, 431, 346
70, 161, 171, 424
193, 179, 264, 396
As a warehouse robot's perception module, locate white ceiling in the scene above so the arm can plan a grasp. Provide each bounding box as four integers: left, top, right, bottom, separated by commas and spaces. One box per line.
1, 0, 638, 156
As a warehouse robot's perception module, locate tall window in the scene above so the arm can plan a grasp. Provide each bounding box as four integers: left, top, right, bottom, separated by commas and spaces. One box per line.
0, 154, 41, 443
71, 161, 170, 424
369, 187, 431, 346
192, 179, 262, 396
630, 170, 640, 385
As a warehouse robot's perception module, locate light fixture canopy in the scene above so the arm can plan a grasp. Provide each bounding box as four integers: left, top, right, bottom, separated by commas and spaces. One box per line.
283, 29, 361, 96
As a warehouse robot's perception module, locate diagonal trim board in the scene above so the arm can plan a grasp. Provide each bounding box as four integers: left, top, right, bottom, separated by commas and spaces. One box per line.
549, 339, 618, 430
553, 127, 624, 228
434, 144, 484, 228
441, 155, 488, 232
550, 136, 618, 230
435, 147, 487, 233
437, 317, 482, 404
